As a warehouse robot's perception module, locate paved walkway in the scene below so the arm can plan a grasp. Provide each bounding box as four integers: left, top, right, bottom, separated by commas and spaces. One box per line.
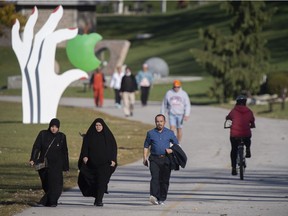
1, 96, 288, 216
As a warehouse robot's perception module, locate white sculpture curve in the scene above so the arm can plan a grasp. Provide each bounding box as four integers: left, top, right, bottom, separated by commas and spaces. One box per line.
12, 5, 88, 124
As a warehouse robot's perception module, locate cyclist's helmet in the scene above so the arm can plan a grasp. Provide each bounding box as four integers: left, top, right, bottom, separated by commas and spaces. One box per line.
236, 95, 247, 105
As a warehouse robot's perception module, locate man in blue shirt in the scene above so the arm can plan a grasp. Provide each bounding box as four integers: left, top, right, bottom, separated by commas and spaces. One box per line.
143, 114, 179, 205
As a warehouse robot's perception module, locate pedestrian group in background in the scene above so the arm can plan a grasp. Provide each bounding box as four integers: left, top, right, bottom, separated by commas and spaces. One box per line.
96, 63, 154, 117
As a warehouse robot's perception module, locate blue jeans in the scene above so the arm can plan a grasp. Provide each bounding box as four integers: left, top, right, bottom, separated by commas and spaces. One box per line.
169, 113, 184, 128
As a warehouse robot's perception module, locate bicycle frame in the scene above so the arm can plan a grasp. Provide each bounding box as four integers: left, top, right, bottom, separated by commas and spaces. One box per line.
236, 139, 246, 180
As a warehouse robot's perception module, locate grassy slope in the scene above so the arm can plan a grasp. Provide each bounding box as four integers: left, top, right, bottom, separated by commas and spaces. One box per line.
95, 1, 288, 74
95, 3, 232, 75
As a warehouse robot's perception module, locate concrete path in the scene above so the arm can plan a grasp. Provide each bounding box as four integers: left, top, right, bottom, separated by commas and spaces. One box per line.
1, 96, 287, 216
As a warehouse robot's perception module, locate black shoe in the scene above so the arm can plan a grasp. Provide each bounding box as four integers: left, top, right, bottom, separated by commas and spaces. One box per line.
245, 149, 251, 158
232, 168, 237, 175
32, 202, 45, 207
95, 202, 103, 207
94, 199, 103, 207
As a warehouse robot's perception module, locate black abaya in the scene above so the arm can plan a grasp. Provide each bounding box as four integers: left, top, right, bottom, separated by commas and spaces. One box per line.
78, 118, 117, 204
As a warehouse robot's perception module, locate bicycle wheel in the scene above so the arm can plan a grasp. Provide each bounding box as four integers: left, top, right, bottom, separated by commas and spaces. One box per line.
238, 147, 244, 180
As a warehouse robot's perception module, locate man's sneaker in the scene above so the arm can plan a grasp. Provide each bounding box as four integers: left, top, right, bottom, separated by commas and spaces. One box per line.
245, 149, 251, 158
159, 201, 165, 205
149, 195, 159, 205
231, 167, 237, 175
115, 103, 122, 109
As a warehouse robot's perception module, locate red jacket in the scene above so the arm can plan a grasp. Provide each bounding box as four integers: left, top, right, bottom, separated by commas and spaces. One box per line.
226, 105, 255, 137
92, 72, 104, 90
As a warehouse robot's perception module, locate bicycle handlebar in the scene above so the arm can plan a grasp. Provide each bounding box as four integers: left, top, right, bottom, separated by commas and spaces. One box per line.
224, 119, 255, 129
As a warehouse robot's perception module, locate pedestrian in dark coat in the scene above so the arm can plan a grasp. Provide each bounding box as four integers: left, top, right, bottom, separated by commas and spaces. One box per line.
78, 118, 117, 207
29, 118, 69, 207
120, 66, 138, 117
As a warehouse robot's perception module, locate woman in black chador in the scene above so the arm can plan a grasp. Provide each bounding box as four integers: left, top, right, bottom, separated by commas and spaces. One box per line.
29, 118, 69, 207
78, 118, 117, 207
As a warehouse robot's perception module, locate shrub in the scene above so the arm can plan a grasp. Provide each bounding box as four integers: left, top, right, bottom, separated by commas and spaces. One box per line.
267, 72, 288, 96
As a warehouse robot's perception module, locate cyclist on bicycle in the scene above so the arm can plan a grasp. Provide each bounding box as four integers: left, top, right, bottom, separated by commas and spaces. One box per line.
226, 95, 255, 175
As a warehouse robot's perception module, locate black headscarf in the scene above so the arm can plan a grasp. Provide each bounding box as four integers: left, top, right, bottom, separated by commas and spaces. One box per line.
85, 118, 109, 137
48, 118, 60, 129
78, 118, 117, 169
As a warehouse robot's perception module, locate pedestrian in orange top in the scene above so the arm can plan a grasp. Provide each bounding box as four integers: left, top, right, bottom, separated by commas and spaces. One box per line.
90, 68, 106, 107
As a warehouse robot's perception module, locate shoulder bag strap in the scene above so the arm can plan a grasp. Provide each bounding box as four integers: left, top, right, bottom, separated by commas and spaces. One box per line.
43, 137, 56, 158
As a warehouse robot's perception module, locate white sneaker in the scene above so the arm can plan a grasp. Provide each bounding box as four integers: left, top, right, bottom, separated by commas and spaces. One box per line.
159, 201, 165, 205
149, 195, 159, 205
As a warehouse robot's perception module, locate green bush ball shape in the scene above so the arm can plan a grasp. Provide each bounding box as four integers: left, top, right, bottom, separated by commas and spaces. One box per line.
66, 33, 103, 72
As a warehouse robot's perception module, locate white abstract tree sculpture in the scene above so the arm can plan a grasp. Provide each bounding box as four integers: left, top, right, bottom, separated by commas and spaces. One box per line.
12, 5, 88, 124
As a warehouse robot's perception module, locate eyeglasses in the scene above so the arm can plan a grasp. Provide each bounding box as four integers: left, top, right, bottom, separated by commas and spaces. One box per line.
173, 86, 180, 88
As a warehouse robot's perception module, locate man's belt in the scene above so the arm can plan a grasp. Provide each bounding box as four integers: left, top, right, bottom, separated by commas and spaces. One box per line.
151, 154, 166, 158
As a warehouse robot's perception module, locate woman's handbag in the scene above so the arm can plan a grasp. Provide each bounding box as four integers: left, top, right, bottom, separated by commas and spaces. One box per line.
34, 157, 48, 171
34, 137, 56, 171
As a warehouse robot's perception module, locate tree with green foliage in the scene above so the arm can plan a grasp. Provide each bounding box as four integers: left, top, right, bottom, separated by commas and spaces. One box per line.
191, 1, 276, 103
0, 2, 26, 37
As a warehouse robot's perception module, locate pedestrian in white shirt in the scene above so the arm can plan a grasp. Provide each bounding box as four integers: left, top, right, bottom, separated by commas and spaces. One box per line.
110, 65, 125, 108
161, 80, 191, 142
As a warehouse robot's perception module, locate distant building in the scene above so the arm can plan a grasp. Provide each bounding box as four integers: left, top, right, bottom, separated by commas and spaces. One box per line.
0, 0, 104, 46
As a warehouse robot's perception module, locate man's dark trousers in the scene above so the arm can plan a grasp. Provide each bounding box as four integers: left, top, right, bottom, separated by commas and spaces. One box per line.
149, 155, 171, 202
